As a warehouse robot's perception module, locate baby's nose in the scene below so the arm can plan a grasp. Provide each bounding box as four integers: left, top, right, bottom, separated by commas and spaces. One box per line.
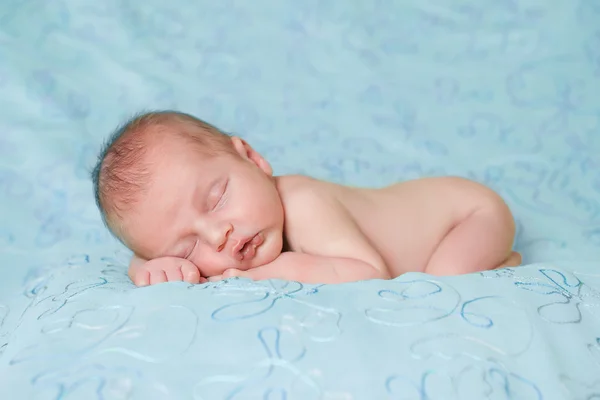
207, 223, 232, 252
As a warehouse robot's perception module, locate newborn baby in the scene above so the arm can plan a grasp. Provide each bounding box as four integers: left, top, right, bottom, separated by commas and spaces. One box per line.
92, 111, 521, 286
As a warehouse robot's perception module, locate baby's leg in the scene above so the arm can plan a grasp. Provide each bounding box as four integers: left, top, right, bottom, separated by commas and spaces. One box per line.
424, 200, 518, 276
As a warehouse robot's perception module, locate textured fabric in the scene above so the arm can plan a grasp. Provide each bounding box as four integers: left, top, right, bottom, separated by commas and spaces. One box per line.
0, 1, 599, 399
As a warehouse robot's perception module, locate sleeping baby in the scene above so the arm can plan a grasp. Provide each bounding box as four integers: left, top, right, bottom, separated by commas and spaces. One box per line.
92, 111, 522, 286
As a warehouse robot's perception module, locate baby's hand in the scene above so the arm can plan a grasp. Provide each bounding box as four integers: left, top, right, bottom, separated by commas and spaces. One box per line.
130, 257, 207, 287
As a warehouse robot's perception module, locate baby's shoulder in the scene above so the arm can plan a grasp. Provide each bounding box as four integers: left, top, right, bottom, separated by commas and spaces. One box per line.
275, 175, 353, 248
275, 174, 336, 205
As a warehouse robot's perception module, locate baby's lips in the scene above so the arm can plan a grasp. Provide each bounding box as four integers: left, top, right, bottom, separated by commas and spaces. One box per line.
233, 250, 244, 261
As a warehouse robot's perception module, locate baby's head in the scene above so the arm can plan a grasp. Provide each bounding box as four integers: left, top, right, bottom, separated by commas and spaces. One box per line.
92, 111, 285, 277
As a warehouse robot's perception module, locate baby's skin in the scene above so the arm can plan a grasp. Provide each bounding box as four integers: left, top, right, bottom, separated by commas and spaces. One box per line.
121, 133, 521, 286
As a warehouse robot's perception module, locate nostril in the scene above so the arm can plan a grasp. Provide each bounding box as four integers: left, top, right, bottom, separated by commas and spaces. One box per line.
215, 224, 232, 253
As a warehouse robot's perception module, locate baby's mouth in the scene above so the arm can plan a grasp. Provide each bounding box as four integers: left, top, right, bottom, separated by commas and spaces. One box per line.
234, 233, 263, 261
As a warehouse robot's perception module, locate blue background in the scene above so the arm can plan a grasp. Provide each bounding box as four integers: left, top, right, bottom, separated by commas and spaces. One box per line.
1, 1, 600, 399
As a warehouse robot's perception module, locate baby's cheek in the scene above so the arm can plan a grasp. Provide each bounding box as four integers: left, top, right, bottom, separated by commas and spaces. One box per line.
260, 236, 284, 265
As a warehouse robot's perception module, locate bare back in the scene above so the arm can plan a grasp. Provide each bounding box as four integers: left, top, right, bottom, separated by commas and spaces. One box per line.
279, 175, 507, 277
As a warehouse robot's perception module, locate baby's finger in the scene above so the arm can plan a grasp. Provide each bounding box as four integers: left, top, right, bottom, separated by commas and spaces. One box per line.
164, 265, 184, 282
207, 275, 222, 282
181, 263, 201, 284
199, 277, 208, 284
150, 270, 168, 285
135, 270, 150, 287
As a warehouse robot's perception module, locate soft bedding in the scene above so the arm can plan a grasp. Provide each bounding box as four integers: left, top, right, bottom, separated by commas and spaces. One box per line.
1, 1, 600, 399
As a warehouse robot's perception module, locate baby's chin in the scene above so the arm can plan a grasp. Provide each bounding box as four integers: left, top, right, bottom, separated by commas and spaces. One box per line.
243, 253, 279, 272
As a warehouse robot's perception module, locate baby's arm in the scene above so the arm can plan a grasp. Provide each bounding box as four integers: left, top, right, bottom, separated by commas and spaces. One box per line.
424, 189, 518, 276
212, 189, 390, 284
215, 251, 388, 284
128, 254, 206, 286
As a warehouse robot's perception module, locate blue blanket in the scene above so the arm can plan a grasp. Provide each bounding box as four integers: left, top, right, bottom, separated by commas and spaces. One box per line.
1, 1, 599, 399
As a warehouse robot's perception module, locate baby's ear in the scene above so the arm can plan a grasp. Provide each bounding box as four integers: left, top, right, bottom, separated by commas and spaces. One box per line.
230, 137, 272, 176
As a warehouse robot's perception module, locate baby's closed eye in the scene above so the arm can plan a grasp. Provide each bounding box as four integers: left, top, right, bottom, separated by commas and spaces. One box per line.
208, 179, 228, 210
